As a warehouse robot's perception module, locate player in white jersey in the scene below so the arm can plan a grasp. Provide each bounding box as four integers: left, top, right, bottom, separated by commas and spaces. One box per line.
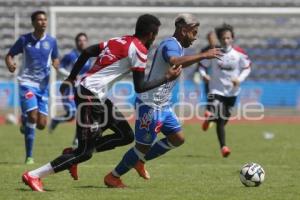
199, 23, 251, 157
104, 13, 222, 188
21, 14, 181, 192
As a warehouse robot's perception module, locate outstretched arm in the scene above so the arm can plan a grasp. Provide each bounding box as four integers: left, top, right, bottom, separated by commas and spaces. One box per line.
169, 48, 222, 68
132, 65, 182, 93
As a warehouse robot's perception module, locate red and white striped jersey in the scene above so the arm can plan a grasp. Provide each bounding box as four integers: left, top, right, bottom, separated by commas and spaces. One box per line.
80, 35, 147, 100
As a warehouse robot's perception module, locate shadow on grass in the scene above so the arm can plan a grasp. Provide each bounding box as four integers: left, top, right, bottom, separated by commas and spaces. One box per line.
182, 154, 210, 158
0, 161, 21, 165
74, 185, 108, 189
74, 185, 143, 190
16, 188, 55, 192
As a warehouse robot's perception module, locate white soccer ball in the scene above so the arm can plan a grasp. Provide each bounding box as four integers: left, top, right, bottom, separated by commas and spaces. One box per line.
239, 163, 265, 187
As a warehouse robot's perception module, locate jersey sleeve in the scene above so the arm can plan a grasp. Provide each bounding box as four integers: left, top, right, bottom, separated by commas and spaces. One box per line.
51, 39, 59, 59
99, 41, 107, 52
162, 40, 181, 63
129, 43, 147, 72
60, 53, 71, 69
8, 36, 24, 56
239, 52, 251, 69
199, 59, 211, 68
234, 47, 251, 69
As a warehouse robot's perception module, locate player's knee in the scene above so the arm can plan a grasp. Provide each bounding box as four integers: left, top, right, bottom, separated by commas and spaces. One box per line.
168, 133, 185, 147
37, 119, 47, 130
27, 112, 38, 124
174, 137, 185, 147
37, 123, 46, 130
75, 149, 93, 162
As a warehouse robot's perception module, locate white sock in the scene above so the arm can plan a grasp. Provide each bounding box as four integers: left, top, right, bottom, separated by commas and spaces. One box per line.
28, 163, 54, 179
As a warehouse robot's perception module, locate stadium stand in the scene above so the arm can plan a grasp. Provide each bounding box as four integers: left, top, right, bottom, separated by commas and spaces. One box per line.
0, 0, 300, 81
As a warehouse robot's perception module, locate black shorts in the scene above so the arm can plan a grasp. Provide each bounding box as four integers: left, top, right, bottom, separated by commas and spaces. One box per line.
207, 94, 237, 120
75, 85, 128, 139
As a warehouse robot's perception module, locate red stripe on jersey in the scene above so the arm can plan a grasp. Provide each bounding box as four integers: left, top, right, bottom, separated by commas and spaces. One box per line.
136, 51, 147, 63
99, 42, 106, 51
132, 38, 147, 55
233, 46, 247, 56
84, 36, 135, 78
131, 67, 145, 72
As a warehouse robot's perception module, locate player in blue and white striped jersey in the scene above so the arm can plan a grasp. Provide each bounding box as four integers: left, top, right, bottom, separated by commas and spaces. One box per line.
105, 13, 222, 188
5, 11, 59, 164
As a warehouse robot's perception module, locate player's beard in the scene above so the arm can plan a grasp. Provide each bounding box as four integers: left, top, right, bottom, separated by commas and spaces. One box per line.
145, 40, 153, 49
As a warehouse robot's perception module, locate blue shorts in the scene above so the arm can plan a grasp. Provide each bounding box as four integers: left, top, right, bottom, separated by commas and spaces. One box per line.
135, 98, 182, 145
61, 87, 76, 115
19, 85, 49, 116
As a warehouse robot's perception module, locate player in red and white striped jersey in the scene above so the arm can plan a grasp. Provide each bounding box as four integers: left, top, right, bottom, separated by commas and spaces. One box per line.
21, 14, 182, 192
199, 23, 251, 157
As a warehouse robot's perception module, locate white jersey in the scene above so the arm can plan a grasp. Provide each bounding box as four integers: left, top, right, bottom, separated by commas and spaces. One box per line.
80, 35, 148, 100
200, 46, 251, 97
138, 37, 184, 107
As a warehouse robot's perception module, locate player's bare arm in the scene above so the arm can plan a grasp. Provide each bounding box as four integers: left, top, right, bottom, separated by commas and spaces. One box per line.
52, 58, 60, 70
132, 65, 182, 93
5, 54, 17, 73
60, 44, 101, 95
169, 48, 222, 68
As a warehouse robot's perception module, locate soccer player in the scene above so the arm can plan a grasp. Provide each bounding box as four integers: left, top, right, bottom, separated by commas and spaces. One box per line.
49, 33, 92, 147
104, 13, 222, 188
21, 14, 181, 192
200, 24, 251, 157
5, 11, 59, 164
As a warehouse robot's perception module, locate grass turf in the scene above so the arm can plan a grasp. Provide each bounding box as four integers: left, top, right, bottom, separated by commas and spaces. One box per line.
0, 123, 299, 200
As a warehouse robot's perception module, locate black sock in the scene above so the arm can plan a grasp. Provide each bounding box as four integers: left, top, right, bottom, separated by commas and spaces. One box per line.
216, 119, 227, 148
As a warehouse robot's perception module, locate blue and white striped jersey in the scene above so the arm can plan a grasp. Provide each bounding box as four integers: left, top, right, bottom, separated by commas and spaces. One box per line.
9, 33, 59, 89
138, 37, 183, 107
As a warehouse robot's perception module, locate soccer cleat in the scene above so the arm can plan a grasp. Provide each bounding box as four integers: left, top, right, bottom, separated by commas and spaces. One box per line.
202, 111, 213, 131
25, 157, 34, 165
134, 160, 150, 180
104, 172, 127, 188
62, 147, 78, 180
221, 146, 231, 158
22, 171, 44, 192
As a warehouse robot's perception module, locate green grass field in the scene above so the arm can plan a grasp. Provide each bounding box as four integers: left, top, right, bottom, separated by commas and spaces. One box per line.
0, 123, 299, 200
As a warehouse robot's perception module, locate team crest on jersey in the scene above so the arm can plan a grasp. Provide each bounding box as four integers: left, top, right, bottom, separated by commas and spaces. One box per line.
139, 110, 153, 131
154, 121, 162, 133
42, 41, 50, 50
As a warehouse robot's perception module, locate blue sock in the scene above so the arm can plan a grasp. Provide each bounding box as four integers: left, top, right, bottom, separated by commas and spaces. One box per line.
24, 122, 36, 158
144, 138, 174, 161
113, 147, 142, 177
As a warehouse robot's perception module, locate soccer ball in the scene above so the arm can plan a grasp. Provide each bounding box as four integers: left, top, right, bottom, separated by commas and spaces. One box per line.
239, 163, 265, 187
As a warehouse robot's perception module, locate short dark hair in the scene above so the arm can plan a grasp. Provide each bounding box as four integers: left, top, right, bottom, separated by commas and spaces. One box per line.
75, 32, 88, 43
135, 14, 161, 37
215, 23, 235, 39
31, 10, 46, 22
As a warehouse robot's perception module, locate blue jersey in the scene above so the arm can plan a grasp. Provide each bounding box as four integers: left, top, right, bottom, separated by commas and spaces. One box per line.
60, 49, 92, 76
9, 33, 59, 89
138, 37, 183, 107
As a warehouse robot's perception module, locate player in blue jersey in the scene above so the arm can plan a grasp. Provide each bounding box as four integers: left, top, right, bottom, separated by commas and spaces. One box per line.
104, 13, 222, 187
5, 11, 59, 164
49, 33, 91, 143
